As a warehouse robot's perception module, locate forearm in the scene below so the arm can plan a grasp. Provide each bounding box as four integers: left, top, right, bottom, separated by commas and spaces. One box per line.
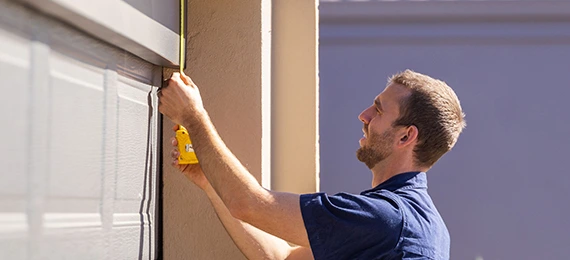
183, 110, 267, 215
159, 72, 310, 254
203, 184, 292, 260
183, 110, 309, 247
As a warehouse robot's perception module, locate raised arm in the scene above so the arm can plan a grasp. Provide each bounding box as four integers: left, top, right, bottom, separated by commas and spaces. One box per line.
169, 134, 311, 259
203, 183, 312, 260
158, 72, 310, 249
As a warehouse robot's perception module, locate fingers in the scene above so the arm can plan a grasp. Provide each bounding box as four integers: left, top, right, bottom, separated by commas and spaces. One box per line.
170, 150, 184, 170
172, 159, 189, 173
160, 73, 197, 99
172, 124, 180, 131
161, 72, 193, 93
160, 73, 184, 93
171, 72, 195, 87
168, 77, 185, 90
171, 72, 181, 81
170, 72, 186, 86
170, 136, 180, 160
171, 148, 179, 159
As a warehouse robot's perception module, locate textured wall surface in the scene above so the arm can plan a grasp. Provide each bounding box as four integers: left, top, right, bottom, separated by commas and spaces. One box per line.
162, 0, 270, 259
319, 1, 570, 259
271, 0, 320, 194
0, 1, 160, 259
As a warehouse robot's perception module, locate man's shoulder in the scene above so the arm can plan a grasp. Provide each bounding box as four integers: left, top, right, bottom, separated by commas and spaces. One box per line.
300, 188, 450, 259
300, 192, 405, 259
301, 191, 403, 223
361, 184, 450, 259
381, 188, 450, 259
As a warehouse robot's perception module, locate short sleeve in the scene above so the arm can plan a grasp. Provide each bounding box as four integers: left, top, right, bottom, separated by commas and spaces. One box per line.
300, 192, 403, 260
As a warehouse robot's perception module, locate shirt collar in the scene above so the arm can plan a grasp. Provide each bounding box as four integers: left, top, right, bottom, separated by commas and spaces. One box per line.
361, 171, 427, 194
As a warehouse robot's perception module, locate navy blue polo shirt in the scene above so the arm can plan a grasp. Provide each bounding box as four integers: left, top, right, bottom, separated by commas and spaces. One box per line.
300, 172, 450, 260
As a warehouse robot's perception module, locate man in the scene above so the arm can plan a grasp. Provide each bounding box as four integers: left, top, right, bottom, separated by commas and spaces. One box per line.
158, 69, 465, 259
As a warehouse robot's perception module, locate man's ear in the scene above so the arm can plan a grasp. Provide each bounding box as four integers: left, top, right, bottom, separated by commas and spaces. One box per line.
398, 125, 418, 147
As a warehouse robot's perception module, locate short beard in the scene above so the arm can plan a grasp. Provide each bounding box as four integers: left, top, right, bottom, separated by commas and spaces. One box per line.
356, 128, 394, 169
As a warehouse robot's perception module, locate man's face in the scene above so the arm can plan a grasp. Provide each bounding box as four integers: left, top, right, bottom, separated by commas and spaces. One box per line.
356, 83, 409, 169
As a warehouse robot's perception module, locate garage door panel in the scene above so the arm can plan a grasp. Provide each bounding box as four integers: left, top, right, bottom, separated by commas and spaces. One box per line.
0, 25, 30, 199
117, 51, 157, 86
43, 212, 101, 229
49, 54, 105, 198
0, 1, 159, 259
39, 43, 108, 260
44, 199, 100, 217
40, 227, 104, 259
0, 25, 30, 68
112, 75, 156, 259
0, 17, 31, 260
116, 78, 153, 201
111, 225, 150, 259
0, 222, 27, 260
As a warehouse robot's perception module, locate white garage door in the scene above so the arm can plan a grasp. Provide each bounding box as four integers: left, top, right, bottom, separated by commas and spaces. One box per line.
0, 1, 160, 259
320, 1, 570, 259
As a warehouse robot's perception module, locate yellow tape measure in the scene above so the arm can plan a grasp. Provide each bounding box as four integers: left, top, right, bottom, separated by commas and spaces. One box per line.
176, 125, 199, 164
179, 0, 185, 73
175, 0, 198, 165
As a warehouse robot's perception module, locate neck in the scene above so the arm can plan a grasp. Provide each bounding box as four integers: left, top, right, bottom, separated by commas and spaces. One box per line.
369, 155, 428, 187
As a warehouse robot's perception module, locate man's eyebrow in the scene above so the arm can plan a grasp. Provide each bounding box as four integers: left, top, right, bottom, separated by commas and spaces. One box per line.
374, 99, 383, 112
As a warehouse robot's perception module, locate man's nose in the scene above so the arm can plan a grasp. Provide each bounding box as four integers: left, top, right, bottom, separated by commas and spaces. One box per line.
358, 106, 372, 124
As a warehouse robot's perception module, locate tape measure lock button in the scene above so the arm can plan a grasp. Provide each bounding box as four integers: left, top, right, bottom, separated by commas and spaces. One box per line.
185, 143, 194, 152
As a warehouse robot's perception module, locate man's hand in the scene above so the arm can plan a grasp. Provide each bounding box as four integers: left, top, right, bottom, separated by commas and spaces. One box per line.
170, 125, 209, 190
158, 72, 205, 126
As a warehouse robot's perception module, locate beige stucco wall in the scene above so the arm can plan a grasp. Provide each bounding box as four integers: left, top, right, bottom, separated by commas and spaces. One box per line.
163, 0, 270, 259
272, 0, 319, 194
163, 0, 318, 258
